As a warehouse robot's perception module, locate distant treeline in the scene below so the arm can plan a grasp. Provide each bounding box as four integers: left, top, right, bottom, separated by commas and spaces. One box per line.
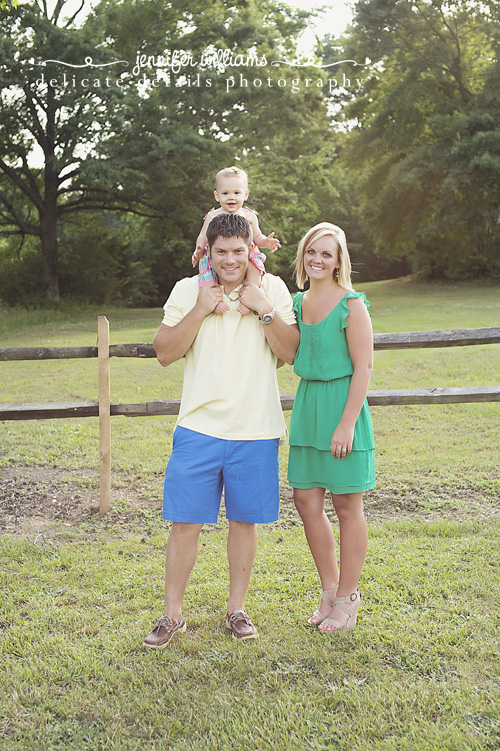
0, 0, 499, 306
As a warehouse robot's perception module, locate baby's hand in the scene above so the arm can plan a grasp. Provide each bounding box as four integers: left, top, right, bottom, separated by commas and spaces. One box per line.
263, 232, 281, 252
192, 246, 203, 267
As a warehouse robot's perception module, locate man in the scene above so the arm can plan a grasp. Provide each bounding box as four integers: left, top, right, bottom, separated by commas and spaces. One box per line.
143, 213, 299, 648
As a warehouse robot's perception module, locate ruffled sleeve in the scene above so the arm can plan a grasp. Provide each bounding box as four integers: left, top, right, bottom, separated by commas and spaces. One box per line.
340, 291, 371, 330
292, 292, 303, 323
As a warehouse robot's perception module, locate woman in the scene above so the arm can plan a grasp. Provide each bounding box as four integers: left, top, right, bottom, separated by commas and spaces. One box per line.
288, 222, 375, 633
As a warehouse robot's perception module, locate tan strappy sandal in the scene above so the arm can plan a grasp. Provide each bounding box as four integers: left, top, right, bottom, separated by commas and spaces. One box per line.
307, 584, 338, 627
318, 591, 361, 633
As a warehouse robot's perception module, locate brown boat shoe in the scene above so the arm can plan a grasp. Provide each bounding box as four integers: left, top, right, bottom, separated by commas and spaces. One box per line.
143, 614, 186, 649
225, 610, 259, 640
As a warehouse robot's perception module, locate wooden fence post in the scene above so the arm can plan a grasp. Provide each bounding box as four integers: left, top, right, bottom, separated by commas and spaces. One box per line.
98, 316, 111, 514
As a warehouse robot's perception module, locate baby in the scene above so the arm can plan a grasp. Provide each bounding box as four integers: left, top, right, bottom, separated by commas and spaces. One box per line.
192, 166, 280, 314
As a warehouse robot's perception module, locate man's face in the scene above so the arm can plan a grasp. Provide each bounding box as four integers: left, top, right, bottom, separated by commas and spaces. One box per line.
210, 235, 250, 291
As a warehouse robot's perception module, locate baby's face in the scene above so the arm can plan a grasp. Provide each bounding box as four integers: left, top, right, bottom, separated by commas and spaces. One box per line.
214, 175, 249, 213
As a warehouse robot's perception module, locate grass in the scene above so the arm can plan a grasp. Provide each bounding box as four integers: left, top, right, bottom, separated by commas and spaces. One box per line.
1, 279, 499, 487
1, 279, 500, 749
1, 520, 499, 750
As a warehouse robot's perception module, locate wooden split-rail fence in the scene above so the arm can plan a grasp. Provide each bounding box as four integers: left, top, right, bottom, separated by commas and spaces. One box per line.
1, 317, 499, 514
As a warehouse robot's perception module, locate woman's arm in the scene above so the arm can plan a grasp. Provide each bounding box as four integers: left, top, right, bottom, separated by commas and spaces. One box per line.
331, 297, 373, 459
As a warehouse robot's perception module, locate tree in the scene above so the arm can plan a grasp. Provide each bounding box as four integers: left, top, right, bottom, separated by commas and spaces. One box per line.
333, 0, 500, 279
1, 0, 338, 303
0, 0, 162, 301
85, 0, 340, 296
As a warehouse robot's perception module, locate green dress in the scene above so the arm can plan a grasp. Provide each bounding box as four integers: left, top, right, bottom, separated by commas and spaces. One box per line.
288, 290, 375, 494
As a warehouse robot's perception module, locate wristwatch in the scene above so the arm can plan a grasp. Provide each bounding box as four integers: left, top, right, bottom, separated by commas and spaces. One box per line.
261, 307, 276, 324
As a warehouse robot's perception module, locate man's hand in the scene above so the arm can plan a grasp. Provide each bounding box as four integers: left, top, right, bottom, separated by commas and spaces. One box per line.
195, 282, 225, 317
238, 282, 273, 318
153, 283, 224, 367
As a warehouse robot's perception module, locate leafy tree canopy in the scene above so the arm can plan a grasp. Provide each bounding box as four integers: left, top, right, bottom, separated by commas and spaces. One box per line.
335, 0, 500, 279
0, 0, 341, 303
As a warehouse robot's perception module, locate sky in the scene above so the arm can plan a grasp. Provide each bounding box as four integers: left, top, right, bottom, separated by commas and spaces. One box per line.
285, 0, 355, 49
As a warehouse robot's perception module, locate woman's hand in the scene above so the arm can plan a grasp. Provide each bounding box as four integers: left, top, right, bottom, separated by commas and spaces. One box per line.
331, 424, 354, 460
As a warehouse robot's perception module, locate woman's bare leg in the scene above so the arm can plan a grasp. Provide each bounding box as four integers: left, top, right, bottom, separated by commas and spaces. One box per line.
294, 487, 339, 618
319, 492, 367, 630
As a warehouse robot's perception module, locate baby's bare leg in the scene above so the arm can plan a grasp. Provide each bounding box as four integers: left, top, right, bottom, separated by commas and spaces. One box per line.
214, 300, 230, 314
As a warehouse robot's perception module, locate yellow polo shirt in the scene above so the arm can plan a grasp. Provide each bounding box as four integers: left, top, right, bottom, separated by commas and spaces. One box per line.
162, 274, 296, 440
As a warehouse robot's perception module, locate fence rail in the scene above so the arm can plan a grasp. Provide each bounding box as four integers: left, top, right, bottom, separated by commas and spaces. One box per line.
2, 327, 500, 362
1, 385, 500, 422
2, 320, 499, 513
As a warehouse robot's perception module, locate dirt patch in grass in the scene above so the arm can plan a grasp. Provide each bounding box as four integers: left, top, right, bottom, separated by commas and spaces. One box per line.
0, 465, 162, 536
0, 465, 498, 537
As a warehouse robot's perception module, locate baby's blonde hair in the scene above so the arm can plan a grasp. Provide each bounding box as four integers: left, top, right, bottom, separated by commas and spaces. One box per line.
215, 166, 248, 189
294, 222, 353, 290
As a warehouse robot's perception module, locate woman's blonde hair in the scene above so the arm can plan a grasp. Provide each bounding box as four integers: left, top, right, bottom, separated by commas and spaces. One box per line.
294, 222, 352, 290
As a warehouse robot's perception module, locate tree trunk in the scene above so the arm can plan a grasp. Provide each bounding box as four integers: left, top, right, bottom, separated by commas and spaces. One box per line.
40, 199, 60, 302
41, 91, 60, 303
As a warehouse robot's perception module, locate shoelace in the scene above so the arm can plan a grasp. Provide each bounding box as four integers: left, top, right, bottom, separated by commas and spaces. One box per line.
228, 611, 251, 625
153, 615, 175, 633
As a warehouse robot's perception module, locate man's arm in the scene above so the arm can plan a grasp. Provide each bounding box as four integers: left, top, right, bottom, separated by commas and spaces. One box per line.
153, 283, 223, 367
238, 282, 299, 365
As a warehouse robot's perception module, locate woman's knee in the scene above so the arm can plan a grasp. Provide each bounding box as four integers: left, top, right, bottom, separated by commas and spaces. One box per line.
331, 493, 364, 521
293, 488, 325, 519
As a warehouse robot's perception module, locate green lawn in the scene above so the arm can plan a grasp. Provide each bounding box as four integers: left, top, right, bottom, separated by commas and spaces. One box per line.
1, 280, 499, 750
1, 279, 499, 487
1, 520, 499, 750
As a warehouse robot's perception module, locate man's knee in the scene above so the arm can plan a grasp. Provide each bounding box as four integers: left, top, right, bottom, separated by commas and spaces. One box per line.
228, 520, 257, 533
170, 521, 204, 538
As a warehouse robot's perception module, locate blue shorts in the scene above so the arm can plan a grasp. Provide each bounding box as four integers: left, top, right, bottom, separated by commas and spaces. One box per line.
163, 426, 280, 524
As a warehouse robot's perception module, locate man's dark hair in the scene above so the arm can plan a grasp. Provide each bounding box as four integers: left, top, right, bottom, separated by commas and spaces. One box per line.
206, 213, 253, 250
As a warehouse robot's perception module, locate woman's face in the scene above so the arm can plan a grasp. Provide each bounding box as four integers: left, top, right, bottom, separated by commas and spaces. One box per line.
303, 234, 340, 281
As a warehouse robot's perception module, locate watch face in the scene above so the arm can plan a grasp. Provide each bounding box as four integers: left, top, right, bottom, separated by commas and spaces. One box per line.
262, 311, 274, 324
